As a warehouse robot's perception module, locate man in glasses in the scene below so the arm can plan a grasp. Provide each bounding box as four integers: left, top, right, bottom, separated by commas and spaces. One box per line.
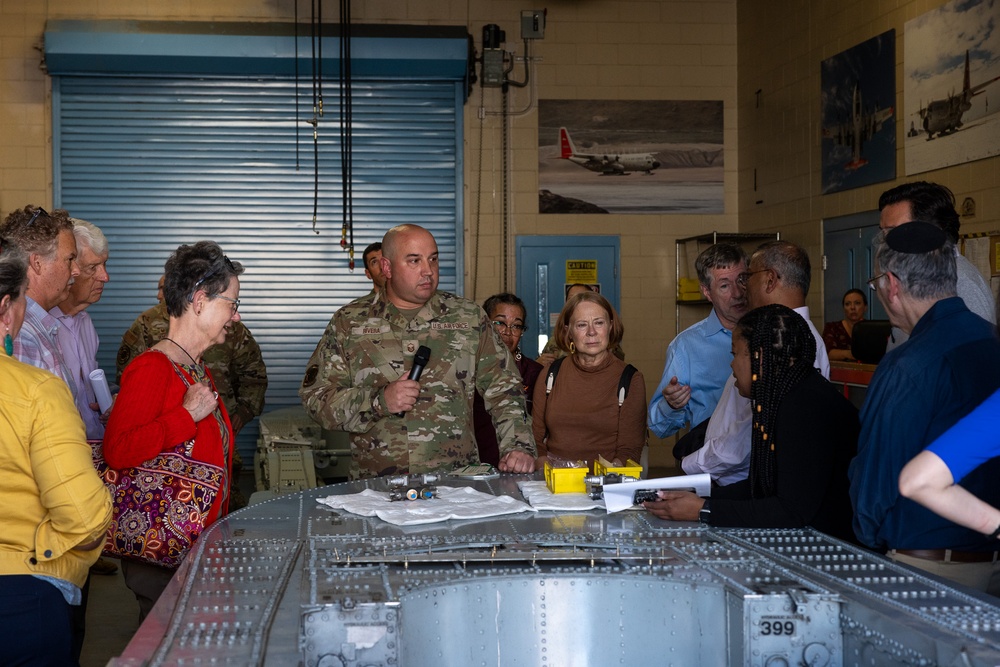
849, 222, 1000, 594
671, 240, 829, 486
878, 181, 995, 352
50, 219, 110, 441
648, 243, 748, 458
300, 223, 536, 479
116, 271, 268, 511
48, 219, 120, 581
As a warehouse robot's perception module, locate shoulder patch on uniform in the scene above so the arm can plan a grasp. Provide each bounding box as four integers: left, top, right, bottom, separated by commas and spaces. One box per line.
116, 346, 133, 369
303, 364, 319, 387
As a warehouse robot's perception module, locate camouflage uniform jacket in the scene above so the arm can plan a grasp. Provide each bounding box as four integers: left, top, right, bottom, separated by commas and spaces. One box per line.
116, 303, 268, 431
299, 290, 535, 479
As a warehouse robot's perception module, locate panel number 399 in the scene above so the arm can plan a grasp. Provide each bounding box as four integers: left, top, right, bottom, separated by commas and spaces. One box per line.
760, 619, 796, 636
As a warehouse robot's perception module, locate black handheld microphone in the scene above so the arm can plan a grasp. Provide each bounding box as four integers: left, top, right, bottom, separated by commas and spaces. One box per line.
395, 345, 431, 417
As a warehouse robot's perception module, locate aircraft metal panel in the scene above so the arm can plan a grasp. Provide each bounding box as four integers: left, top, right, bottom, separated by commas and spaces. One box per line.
112, 477, 1000, 666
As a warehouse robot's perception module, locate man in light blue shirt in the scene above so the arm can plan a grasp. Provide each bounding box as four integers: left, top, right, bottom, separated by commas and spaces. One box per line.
648, 243, 748, 439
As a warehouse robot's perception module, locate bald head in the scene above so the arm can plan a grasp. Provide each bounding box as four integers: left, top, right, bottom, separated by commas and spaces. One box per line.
382, 224, 432, 262
380, 224, 440, 309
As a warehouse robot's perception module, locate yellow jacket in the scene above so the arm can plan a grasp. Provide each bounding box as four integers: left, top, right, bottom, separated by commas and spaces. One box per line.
0, 355, 112, 589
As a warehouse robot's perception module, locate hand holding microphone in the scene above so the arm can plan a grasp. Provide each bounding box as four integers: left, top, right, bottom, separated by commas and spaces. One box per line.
385, 346, 432, 417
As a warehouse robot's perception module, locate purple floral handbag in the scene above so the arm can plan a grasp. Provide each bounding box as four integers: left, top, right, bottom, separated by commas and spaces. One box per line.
90, 440, 224, 569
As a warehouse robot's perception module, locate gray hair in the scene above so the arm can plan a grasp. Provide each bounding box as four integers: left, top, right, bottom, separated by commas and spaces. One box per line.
0, 239, 28, 305
874, 231, 956, 300
752, 240, 811, 295
695, 243, 748, 287
71, 218, 108, 255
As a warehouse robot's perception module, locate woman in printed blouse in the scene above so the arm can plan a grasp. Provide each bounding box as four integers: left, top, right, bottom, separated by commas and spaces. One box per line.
822, 288, 867, 361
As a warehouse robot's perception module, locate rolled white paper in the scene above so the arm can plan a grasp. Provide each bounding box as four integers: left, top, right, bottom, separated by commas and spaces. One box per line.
89, 368, 114, 413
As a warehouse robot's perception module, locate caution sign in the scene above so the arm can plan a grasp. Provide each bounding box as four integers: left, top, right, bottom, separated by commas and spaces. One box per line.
566, 260, 597, 284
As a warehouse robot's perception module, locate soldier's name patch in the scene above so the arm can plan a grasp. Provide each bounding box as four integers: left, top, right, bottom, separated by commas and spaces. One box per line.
352, 324, 392, 335
431, 322, 469, 330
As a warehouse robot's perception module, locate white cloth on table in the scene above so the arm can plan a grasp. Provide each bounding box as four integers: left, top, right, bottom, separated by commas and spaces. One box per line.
516, 480, 606, 511
316, 485, 534, 525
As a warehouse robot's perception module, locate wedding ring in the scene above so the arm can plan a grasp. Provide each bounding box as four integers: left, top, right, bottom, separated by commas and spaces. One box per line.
212, 391, 219, 400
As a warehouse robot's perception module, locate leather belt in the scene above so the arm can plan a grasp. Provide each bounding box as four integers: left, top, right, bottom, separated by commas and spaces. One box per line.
892, 549, 999, 564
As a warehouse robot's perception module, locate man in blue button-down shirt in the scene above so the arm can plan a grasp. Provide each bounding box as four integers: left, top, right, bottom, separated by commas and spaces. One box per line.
648, 243, 748, 439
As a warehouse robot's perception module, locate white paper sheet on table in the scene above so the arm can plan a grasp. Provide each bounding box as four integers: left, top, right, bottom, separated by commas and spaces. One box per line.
602, 474, 712, 514
316, 485, 535, 525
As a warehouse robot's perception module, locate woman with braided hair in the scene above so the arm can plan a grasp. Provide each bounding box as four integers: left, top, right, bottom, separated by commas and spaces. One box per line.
644, 304, 859, 542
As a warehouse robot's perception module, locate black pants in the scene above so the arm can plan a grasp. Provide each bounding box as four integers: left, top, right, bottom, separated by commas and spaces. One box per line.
0, 575, 76, 666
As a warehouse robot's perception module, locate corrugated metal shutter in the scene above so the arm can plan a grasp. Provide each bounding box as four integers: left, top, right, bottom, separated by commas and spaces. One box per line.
52, 75, 464, 458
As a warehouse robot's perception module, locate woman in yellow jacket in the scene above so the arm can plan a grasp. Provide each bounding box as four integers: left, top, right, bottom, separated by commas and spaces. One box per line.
0, 237, 112, 667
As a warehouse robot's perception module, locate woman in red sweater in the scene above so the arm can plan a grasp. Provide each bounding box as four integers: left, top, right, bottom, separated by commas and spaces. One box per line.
531, 291, 646, 469
104, 240, 242, 621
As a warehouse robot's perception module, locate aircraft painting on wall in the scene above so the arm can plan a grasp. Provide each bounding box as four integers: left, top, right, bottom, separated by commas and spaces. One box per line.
538, 99, 724, 215
917, 50, 1000, 140
821, 30, 896, 194
904, 0, 1000, 175
558, 127, 661, 175
822, 83, 894, 171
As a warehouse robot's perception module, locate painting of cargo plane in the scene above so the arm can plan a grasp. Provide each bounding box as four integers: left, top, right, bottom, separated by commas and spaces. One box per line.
905, 0, 1000, 175
821, 30, 896, 194
538, 100, 723, 215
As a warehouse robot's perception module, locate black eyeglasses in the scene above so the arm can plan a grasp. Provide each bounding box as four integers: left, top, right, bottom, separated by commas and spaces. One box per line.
189, 255, 235, 301
866, 272, 887, 291
26, 207, 49, 226
492, 321, 527, 334
736, 268, 772, 289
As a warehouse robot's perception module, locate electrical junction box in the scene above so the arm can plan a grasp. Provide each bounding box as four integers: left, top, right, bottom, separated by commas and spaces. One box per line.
521, 10, 546, 39
481, 49, 505, 87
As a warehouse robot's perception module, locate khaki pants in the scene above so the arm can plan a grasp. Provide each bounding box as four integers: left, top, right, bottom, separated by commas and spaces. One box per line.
889, 551, 1000, 597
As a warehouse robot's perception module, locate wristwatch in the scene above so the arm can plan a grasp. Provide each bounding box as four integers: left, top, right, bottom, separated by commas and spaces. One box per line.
699, 499, 711, 524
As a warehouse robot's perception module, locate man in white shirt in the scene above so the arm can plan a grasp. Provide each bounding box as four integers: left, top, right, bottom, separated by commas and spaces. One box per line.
878, 181, 995, 352
680, 240, 830, 485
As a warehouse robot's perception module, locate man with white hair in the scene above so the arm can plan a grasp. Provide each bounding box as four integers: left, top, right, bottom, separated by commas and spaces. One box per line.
52, 218, 111, 440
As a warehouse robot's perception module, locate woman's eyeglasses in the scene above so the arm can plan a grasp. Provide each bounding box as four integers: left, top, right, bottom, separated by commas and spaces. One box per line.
211, 294, 240, 314
492, 321, 527, 334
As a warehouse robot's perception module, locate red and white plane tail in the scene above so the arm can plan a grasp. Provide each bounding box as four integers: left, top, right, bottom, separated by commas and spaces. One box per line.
559, 127, 577, 159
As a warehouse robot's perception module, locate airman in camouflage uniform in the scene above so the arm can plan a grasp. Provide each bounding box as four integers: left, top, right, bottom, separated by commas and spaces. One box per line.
299, 224, 536, 480
116, 301, 268, 509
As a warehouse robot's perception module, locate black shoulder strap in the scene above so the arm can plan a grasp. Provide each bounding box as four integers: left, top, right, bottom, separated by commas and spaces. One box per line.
544, 356, 565, 395
617, 364, 638, 408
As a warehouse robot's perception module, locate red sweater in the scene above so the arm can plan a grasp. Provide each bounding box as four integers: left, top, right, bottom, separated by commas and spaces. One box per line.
104, 350, 232, 523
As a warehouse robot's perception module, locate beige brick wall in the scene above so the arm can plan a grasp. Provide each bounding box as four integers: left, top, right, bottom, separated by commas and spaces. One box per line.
12, 1, 989, 468
738, 0, 1000, 326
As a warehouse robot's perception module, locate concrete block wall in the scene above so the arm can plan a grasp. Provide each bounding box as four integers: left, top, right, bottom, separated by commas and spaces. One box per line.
6, 1, 991, 467
737, 0, 1000, 326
